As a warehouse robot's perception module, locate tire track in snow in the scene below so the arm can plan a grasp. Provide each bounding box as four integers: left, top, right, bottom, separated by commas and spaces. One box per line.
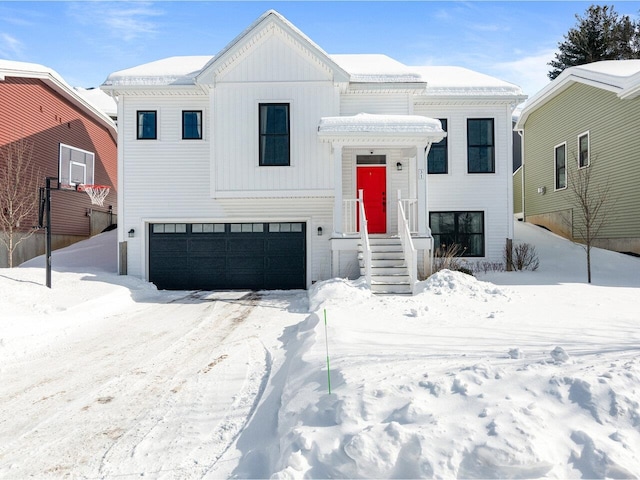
0, 292, 268, 478
96, 292, 269, 478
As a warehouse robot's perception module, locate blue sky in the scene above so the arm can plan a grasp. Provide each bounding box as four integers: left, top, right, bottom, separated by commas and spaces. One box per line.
2, 1, 640, 97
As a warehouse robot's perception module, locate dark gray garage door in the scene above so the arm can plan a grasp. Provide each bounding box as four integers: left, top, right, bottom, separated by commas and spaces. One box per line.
149, 222, 306, 290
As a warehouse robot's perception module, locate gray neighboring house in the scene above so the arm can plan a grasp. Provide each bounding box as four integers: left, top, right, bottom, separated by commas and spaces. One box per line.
515, 60, 640, 255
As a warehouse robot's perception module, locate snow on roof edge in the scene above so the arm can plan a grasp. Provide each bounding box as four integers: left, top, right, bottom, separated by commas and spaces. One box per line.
1, 59, 116, 129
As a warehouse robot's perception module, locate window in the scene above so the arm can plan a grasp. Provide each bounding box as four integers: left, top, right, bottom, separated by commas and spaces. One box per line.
430, 211, 485, 257
182, 111, 202, 140
467, 119, 495, 173
554, 142, 567, 190
152, 223, 187, 233
59, 144, 95, 187
259, 103, 290, 166
137, 111, 157, 139
578, 132, 589, 167
428, 119, 448, 174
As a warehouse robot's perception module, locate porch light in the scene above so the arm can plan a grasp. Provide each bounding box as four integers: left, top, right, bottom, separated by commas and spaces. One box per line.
317, 226, 323, 236
128, 228, 135, 238
396, 162, 403, 171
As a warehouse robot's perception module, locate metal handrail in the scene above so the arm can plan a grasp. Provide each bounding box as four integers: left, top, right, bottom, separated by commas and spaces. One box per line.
397, 190, 417, 292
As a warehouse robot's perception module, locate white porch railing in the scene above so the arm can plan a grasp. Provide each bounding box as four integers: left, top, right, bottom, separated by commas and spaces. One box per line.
400, 198, 418, 234
358, 189, 372, 287
342, 198, 359, 234
397, 190, 417, 292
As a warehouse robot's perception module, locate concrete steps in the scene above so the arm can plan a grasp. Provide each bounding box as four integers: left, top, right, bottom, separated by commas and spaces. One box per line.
360, 237, 412, 295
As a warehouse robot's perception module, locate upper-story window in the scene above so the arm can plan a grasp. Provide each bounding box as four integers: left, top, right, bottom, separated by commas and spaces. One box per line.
182, 111, 202, 140
554, 142, 567, 190
259, 103, 290, 166
137, 111, 157, 140
578, 131, 590, 168
428, 118, 448, 174
467, 118, 495, 173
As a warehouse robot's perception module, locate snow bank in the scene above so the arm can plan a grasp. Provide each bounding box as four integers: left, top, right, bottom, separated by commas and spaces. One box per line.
2, 222, 640, 477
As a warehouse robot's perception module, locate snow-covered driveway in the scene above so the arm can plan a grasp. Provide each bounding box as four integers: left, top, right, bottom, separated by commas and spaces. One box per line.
0, 289, 308, 478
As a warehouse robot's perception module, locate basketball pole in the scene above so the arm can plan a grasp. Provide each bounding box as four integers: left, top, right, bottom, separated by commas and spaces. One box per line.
45, 176, 53, 288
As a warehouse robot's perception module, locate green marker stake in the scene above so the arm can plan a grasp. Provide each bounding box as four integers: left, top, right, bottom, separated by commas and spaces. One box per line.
324, 308, 331, 395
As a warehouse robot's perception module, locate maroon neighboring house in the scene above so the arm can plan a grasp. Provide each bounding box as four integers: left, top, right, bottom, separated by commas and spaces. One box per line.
0, 60, 117, 268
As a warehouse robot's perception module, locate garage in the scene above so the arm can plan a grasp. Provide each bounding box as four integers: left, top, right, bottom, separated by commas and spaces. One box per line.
149, 222, 306, 290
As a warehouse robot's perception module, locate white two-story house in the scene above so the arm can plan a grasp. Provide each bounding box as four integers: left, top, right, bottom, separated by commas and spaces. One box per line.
102, 10, 525, 293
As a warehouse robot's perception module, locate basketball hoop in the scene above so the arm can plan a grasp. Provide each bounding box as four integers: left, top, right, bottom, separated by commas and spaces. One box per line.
78, 184, 110, 206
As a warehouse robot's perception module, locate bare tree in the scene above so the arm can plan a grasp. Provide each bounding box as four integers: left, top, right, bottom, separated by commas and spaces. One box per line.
0, 138, 41, 267
567, 156, 611, 283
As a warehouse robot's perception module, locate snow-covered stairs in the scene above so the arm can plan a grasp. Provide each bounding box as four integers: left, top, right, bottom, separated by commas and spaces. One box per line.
359, 237, 412, 295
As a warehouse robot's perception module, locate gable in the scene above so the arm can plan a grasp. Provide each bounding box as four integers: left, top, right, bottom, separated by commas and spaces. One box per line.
196, 11, 348, 86
216, 29, 334, 83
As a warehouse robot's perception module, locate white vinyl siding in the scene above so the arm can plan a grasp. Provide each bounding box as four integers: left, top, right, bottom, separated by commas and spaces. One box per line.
340, 93, 412, 115
211, 83, 335, 196
415, 104, 513, 260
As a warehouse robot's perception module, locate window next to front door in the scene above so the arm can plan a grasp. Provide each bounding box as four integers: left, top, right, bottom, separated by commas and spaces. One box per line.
428, 118, 448, 174
430, 211, 485, 257
259, 103, 290, 166
467, 118, 495, 173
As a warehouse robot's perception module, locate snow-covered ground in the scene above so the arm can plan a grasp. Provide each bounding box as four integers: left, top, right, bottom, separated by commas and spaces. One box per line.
1, 222, 639, 478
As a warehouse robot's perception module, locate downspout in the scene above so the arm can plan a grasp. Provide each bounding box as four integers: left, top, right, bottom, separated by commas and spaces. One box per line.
516, 128, 525, 221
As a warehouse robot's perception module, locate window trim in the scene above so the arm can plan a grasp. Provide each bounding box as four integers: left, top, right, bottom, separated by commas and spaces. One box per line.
554, 141, 567, 191
429, 211, 485, 257
137, 110, 157, 140
578, 131, 590, 168
259, 103, 290, 167
467, 118, 495, 174
182, 110, 203, 140
427, 118, 448, 174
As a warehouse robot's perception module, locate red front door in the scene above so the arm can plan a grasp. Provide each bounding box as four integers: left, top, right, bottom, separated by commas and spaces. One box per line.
357, 166, 387, 234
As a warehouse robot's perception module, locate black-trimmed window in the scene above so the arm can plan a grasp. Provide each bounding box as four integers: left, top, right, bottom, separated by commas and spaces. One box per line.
428, 118, 448, 174
430, 211, 485, 257
467, 118, 495, 173
555, 142, 567, 190
182, 111, 202, 140
578, 132, 589, 167
137, 111, 157, 140
259, 103, 290, 166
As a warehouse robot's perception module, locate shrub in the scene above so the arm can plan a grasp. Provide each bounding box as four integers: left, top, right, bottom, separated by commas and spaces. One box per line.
505, 242, 540, 271
432, 244, 473, 276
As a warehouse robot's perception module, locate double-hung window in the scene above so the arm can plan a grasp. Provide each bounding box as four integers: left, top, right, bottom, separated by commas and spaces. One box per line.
554, 142, 567, 190
578, 132, 589, 167
428, 118, 448, 174
467, 118, 495, 173
137, 111, 157, 140
182, 111, 202, 140
259, 103, 290, 166
430, 211, 485, 257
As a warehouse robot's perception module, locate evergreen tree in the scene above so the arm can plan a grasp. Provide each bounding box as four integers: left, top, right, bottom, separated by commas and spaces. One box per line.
548, 5, 640, 80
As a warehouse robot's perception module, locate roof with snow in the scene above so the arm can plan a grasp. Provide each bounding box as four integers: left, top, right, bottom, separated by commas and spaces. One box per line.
412, 66, 524, 97
101, 10, 523, 99
0, 59, 116, 132
331, 54, 424, 84
318, 113, 446, 143
517, 60, 640, 127
103, 56, 213, 87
